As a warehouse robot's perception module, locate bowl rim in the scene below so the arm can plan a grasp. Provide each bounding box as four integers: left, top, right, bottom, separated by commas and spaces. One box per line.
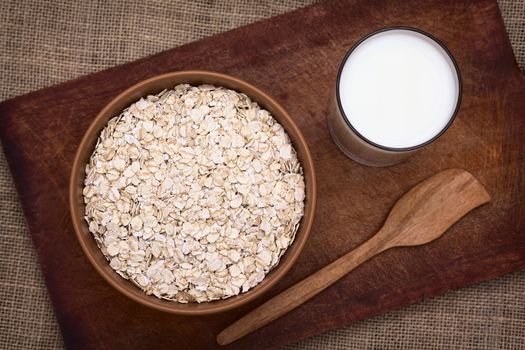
69, 70, 317, 315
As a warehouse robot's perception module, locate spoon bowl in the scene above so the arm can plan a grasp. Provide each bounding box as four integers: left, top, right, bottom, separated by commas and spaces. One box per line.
378, 169, 491, 250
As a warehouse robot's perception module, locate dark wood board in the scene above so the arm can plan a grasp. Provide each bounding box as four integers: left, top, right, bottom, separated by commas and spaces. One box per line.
1, 0, 524, 348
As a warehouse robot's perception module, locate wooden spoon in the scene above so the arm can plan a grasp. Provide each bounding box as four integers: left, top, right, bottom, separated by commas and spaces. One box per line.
217, 169, 490, 346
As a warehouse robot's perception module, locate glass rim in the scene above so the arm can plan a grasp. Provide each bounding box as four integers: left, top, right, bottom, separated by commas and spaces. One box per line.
335, 26, 463, 153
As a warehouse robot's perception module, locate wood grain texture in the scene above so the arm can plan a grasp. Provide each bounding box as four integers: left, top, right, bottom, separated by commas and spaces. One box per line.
218, 169, 491, 345
0, 0, 524, 349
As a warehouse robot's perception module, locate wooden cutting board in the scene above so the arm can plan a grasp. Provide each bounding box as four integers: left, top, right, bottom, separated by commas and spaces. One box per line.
1, 0, 524, 349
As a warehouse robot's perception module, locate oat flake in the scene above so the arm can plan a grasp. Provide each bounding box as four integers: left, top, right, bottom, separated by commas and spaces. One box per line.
83, 84, 305, 303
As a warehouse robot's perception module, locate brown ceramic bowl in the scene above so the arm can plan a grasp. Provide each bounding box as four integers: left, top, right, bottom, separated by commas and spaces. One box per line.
69, 71, 316, 315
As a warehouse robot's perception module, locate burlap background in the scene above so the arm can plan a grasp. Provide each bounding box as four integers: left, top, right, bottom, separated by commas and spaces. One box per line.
0, 1, 523, 349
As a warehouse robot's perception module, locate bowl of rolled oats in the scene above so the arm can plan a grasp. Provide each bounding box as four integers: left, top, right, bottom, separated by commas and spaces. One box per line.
70, 71, 316, 314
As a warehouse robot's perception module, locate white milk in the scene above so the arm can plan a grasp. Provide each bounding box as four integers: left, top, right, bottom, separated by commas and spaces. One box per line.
338, 29, 460, 149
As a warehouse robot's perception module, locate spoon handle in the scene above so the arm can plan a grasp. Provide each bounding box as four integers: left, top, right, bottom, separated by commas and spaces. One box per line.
217, 235, 386, 346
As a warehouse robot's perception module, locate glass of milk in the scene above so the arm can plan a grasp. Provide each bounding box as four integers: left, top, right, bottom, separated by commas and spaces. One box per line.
328, 27, 461, 166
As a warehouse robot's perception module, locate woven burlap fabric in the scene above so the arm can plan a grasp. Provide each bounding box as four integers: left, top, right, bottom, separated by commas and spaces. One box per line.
0, 1, 523, 349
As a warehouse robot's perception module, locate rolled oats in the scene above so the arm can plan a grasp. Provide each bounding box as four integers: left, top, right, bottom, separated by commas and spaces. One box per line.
83, 84, 305, 303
